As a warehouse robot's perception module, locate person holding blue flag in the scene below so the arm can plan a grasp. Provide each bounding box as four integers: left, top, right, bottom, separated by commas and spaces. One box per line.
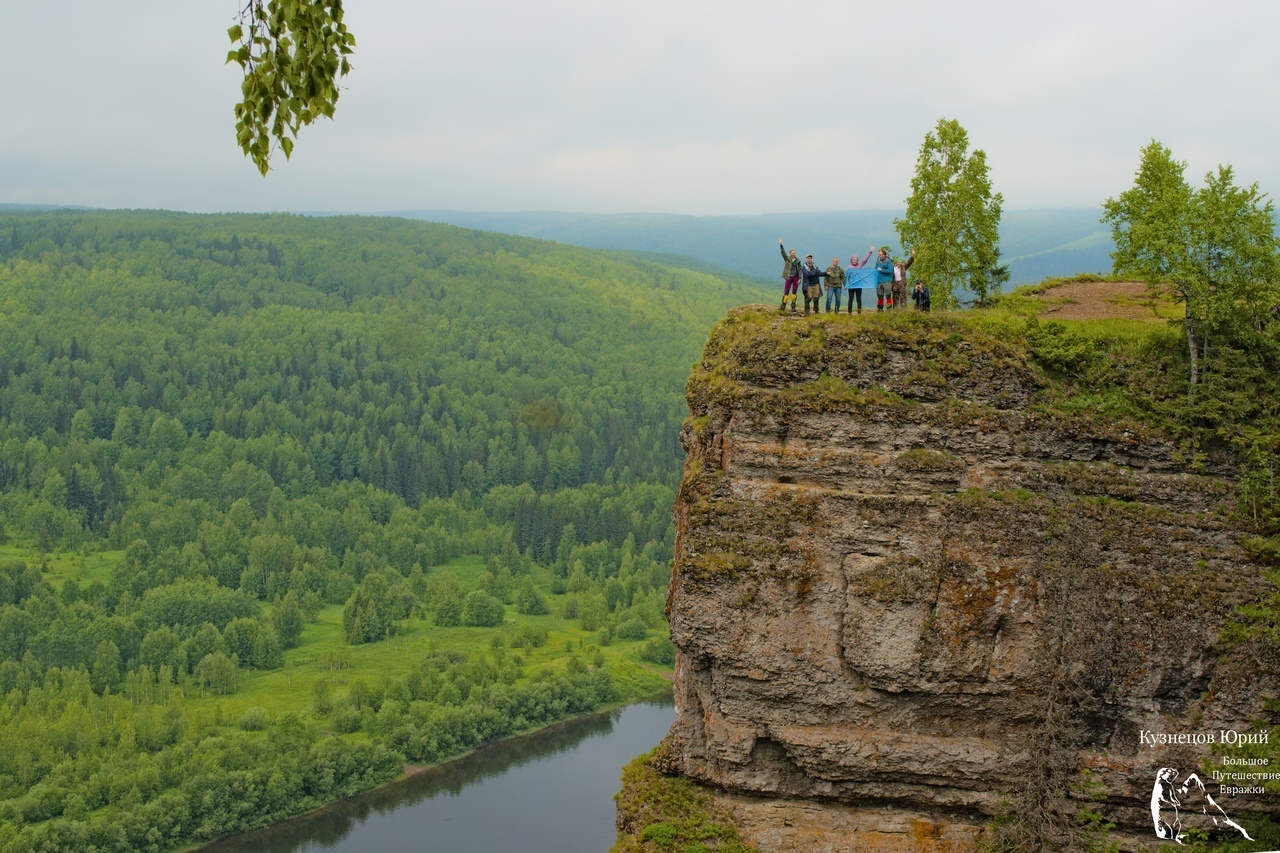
845, 247, 874, 314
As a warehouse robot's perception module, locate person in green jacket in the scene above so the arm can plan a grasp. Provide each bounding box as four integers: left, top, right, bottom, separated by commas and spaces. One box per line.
779, 239, 801, 312
823, 257, 846, 313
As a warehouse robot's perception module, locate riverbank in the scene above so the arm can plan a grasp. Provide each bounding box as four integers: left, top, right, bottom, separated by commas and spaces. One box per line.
198, 693, 676, 853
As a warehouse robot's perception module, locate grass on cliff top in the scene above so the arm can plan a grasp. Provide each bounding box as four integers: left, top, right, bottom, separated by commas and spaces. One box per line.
696, 277, 1280, 548
703, 283, 1273, 447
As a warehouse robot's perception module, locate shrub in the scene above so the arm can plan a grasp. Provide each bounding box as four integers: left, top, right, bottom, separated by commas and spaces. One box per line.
641, 637, 676, 665
510, 623, 548, 650
641, 822, 678, 847
515, 577, 550, 615
331, 706, 363, 733
462, 590, 505, 627
237, 706, 267, 731
435, 595, 462, 626
615, 617, 648, 641
1023, 318, 1100, 376
313, 679, 334, 715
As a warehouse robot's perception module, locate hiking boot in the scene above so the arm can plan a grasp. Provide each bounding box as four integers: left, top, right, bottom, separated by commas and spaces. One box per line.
780, 300, 787, 311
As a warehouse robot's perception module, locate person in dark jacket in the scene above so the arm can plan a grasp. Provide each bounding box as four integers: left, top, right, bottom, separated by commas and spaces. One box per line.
800, 255, 826, 316
845, 247, 874, 314
823, 257, 846, 313
874, 248, 893, 311
779, 239, 801, 312
912, 279, 931, 312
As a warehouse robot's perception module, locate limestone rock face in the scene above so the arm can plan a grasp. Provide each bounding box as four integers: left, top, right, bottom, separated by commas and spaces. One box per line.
663, 311, 1275, 850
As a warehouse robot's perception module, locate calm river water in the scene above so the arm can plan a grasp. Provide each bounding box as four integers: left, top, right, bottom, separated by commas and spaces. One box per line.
200, 693, 675, 853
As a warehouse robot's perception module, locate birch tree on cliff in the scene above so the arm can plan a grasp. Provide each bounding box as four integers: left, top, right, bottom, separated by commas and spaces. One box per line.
1102, 140, 1280, 388
895, 118, 1004, 309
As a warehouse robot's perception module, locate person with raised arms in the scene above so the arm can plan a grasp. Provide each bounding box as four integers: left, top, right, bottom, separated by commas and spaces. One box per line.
845, 246, 875, 314
892, 248, 915, 310
778, 239, 802, 313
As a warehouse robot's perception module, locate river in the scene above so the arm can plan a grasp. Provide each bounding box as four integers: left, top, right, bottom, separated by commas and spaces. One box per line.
199, 693, 675, 853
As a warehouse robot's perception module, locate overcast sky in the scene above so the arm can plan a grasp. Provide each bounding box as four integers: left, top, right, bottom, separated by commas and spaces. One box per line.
3, 1, 1276, 216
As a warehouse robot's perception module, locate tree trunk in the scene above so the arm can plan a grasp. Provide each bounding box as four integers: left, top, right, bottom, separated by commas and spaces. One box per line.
1184, 312, 1199, 388
1202, 327, 1210, 380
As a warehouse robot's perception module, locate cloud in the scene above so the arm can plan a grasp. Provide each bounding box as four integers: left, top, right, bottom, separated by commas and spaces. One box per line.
3, 0, 1278, 214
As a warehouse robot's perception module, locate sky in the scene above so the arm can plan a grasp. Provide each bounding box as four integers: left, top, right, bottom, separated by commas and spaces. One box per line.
3, 1, 1277, 216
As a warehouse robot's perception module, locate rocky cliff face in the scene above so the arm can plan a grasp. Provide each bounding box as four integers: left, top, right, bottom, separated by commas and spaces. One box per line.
660, 309, 1276, 851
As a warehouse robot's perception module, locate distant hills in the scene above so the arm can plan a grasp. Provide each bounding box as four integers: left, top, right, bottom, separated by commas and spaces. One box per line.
390, 208, 1115, 286
0, 202, 90, 211
0, 202, 1115, 286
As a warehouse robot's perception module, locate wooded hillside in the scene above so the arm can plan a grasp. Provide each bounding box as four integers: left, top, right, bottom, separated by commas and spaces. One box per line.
0, 210, 767, 851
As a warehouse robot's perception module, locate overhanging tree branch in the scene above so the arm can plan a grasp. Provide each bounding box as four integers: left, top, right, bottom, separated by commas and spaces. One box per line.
226, 0, 356, 176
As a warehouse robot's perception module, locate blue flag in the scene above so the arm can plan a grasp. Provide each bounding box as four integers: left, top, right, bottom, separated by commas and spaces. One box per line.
845, 267, 876, 289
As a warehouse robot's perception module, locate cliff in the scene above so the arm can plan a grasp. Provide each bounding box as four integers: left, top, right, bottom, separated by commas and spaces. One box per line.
632, 306, 1280, 852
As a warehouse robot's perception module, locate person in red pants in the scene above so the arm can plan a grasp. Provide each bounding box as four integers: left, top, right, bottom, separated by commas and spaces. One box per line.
779, 239, 801, 312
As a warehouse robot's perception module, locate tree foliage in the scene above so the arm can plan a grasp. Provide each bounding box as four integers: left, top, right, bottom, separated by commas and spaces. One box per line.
1102, 140, 1280, 387
895, 118, 1004, 308
461, 589, 505, 627
0, 209, 702, 851
227, 0, 356, 175
343, 573, 392, 643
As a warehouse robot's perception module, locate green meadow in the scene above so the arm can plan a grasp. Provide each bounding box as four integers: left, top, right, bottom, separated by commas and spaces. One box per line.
193, 556, 672, 726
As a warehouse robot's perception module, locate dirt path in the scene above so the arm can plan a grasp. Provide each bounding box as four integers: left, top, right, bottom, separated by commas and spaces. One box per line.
1028, 280, 1164, 321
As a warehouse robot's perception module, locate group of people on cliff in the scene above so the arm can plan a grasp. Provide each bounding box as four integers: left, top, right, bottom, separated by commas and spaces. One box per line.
779, 239, 930, 315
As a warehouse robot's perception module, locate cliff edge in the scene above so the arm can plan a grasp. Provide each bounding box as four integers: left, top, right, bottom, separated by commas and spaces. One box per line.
635, 306, 1279, 852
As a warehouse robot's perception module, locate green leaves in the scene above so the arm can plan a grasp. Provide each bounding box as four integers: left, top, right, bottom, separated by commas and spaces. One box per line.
226, 0, 356, 175
1102, 141, 1280, 386
1101, 141, 1192, 291
894, 118, 1003, 309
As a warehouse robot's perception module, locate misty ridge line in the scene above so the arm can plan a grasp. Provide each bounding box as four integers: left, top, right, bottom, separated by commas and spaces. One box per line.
0, 203, 1115, 286
385, 207, 1115, 286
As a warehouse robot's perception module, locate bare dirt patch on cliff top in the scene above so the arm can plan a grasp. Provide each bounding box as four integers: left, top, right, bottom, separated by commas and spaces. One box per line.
1028, 280, 1167, 321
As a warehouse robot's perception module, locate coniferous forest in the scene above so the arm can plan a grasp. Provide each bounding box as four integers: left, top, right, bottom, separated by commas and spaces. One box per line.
0, 209, 769, 851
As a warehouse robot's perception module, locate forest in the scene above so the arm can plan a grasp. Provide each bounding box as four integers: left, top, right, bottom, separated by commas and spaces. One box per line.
0, 209, 768, 852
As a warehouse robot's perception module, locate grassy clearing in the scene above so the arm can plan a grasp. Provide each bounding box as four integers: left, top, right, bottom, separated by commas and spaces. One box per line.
167, 554, 672, 727
435, 553, 490, 588
15, 545, 671, 730
9, 544, 124, 591
199, 603, 670, 722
